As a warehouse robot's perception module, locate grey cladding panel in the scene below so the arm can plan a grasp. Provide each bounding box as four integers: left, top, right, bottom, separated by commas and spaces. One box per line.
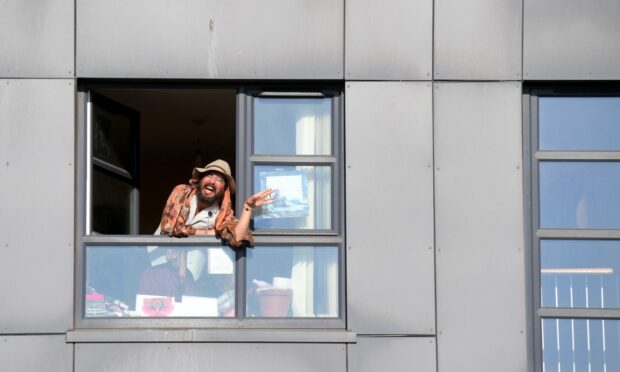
0, 335, 73, 372
346, 82, 435, 334
0, 80, 74, 333
434, 0, 522, 80
524, 0, 620, 79
77, 0, 343, 79
75, 343, 345, 372
349, 336, 437, 372
345, 0, 432, 80
434, 82, 527, 372
0, 0, 74, 78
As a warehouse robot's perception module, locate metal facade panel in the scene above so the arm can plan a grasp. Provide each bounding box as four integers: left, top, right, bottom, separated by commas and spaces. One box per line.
346, 82, 435, 334
76, 0, 343, 79
434, 82, 526, 372
0, 79, 74, 333
0, 335, 73, 372
349, 336, 437, 372
524, 0, 620, 79
75, 343, 345, 372
0, 0, 74, 78
434, 0, 522, 80
345, 0, 432, 80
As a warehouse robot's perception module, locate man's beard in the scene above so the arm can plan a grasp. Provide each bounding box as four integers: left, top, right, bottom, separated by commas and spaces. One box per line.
197, 187, 224, 206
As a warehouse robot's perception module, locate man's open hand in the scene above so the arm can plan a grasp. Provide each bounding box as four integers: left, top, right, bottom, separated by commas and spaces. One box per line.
244, 189, 276, 209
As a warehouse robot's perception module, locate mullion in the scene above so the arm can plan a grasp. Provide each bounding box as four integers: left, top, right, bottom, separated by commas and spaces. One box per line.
536, 152, 620, 160
537, 230, 620, 239
539, 308, 620, 319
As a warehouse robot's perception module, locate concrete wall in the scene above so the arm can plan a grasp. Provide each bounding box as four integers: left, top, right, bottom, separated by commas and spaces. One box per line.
1, 0, 617, 371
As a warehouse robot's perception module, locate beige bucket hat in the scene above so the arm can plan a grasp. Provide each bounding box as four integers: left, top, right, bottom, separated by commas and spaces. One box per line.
192, 159, 236, 194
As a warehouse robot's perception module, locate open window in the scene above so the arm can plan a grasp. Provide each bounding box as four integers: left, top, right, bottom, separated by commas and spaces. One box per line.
87, 88, 237, 235
76, 83, 344, 328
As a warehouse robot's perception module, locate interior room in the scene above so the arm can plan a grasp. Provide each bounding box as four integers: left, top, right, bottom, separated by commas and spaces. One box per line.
94, 88, 237, 234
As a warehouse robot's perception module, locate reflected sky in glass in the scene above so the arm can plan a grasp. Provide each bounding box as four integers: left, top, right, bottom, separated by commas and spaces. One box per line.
540, 97, 620, 151
541, 240, 620, 309
254, 98, 332, 155
539, 161, 620, 229
542, 319, 620, 372
85, 246, 235, 317
246, 246, 338, 318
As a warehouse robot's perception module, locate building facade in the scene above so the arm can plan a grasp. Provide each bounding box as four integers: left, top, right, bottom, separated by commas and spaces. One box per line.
1, 0, 620, 371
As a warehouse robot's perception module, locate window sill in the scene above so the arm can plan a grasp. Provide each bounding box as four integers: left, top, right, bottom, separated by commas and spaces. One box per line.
66, 328, 357, 343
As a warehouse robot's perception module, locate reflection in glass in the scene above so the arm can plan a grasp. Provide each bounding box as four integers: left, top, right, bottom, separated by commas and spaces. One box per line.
92, 170, 133, 234
85, 246, 235, 317
93, 105, 134, 170
541, 240, 620, 309
254, 98, 332, 155
253, 165, 331, 229
246, 246, 338, 318
539, 162, 620, 229
542, 319, 620, 372
539, 97, 620, 151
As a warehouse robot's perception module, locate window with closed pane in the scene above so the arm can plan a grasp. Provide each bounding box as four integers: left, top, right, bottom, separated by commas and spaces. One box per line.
243, 90, 343, 320
527, 90, 620, 372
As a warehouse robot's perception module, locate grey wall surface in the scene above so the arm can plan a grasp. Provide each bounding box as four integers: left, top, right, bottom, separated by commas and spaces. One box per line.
75, 343, 345, 372
0, 0, 74, 78
434, 0, 522, 80
0, 335, 73, 372
349, 336, 437, 372
345, 0, 432, 80
0, 79, 74, 333
434, 82, 526, 372
524, 0, 620, 79
76, 0, 343, 79
5, 1, 620, 371
346, 82, 435, 335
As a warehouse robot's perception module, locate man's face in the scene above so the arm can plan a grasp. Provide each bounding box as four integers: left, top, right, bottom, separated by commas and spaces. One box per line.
197, 171, 226, 206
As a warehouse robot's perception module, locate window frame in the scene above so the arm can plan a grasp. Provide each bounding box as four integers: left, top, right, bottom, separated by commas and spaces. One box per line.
75, 81, 346, 329
240, 87, 344, 235
524, 86, 620, 372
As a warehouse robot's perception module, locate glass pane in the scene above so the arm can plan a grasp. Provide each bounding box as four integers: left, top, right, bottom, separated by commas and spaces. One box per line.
92, 170, 133, 234
539, 162, 620, 229
542, 319, 620, 372
254, 98, 332, 155
93, 105, 135, 171
85, 246, 235, 317
539, 97, 620, 151
246, 246, 339, 318
253, 165, 331, 230
541, 240, 620, 309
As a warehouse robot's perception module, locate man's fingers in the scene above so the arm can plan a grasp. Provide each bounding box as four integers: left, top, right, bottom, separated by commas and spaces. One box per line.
258, 198, 275, 206
259, 188, 275, 197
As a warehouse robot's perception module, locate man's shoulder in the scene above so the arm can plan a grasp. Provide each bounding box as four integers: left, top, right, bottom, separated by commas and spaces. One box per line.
171, 184, 191, 193
167, 184, 193, 199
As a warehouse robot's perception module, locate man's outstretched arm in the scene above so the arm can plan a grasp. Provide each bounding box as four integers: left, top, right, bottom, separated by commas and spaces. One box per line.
233, 189, 275, 242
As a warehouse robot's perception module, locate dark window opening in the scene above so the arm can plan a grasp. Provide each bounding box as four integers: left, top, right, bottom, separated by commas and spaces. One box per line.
90, 88, 237, 234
